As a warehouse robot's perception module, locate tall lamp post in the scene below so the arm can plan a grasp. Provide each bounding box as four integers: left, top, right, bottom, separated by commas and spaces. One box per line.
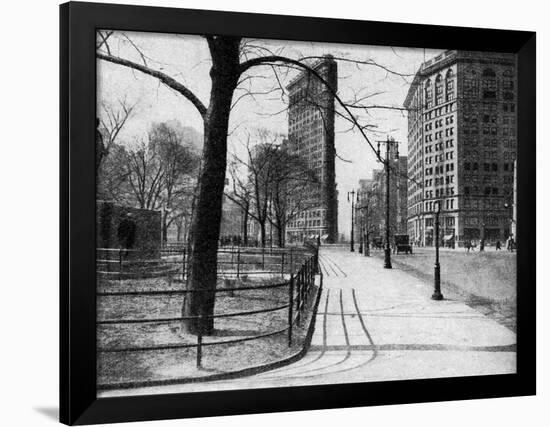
357, 201, 371, 257
358, 206, 364, 254
377, 136, 400, 269
347, 190, 356, 252
432, 200, 444, 300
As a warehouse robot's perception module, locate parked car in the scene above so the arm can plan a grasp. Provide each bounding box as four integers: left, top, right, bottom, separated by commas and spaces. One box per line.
394, 234, 413, 254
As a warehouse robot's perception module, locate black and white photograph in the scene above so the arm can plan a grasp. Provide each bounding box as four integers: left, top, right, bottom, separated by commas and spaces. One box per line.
96, 31, 518, 396
2, 0, 546, 426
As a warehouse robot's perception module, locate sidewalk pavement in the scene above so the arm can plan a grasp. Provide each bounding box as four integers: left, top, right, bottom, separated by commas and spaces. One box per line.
103, 245, 515, 396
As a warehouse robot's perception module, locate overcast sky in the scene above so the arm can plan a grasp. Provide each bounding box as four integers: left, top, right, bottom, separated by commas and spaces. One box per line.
97, 32, 443, 237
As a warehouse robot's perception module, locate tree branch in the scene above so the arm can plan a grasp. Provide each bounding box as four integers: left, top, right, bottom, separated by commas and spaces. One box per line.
97, 52, 208, 118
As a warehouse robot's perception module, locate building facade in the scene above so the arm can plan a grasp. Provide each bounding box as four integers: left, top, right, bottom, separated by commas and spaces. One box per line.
404, 50, 517, 247
285, 56, 339, 243
356, 155, 408, 243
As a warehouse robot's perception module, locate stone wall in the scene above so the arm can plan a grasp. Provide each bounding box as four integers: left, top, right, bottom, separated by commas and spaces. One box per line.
97, 201, 161, 259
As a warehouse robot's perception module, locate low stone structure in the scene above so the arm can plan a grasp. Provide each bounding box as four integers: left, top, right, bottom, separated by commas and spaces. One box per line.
97, 201, 161, 259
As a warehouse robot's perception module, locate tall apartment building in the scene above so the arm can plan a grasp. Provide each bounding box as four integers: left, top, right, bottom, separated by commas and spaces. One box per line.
285, 56, 338, 243
404, 50, 517, 246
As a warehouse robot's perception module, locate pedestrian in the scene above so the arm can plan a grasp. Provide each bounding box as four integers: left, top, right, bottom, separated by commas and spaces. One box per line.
117, 212, 137, 258
465, 239, 471, 252
495, 240, 501, 250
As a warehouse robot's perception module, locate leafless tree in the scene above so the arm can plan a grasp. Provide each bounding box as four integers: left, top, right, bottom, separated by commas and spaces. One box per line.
230, 130, 280, 248
97, 32, 416, 335
149, 122, 200, 241
269, 149, 321, 247
226, 162, 253, 246
98, 98, 137, 170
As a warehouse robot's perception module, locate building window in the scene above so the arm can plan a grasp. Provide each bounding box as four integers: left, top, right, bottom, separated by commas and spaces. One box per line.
482, 68, 497, 99
445, 69, 455, 101
425, 79, 433, 108
435, 74, 444, 105
464, 69, 478, 98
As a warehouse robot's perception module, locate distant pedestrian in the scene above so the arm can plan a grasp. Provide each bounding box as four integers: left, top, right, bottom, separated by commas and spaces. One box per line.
465, 240, 472, 252
506, 235, 513, 251
508, 236, 515, 252
118, 212, 137, 258
495, 240, 502, 250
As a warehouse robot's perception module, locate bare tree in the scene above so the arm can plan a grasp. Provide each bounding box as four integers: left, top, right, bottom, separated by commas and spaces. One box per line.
98, 98, 137, 170
269, 149, 321, 247
124, 138, 165, 210
97, 32, 416, 335
227, 161, 253, 246
97, 142, 133, 204
149, 122, 200, 241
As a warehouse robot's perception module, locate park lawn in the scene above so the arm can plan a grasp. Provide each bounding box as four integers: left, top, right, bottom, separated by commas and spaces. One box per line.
97, 275, 317, 388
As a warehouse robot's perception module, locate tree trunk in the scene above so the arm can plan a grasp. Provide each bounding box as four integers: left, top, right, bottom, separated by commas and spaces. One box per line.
259, 221, 266, 248
162, 211, 168, 243
182, 37, 241, 335
176, 221, 183, 242
242, 209, 249, 246
276, 216, 285, 248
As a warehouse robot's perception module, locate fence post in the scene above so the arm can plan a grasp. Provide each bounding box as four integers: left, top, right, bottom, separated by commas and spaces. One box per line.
302, 268, 307, 310
288, 275, 294, 347
237, 246, 241, 278
315, 248, 319, 274
182, 248, 186, 282
310, 257, 313, 289
118, 249, 123, 284
196, 329, 203, 369
306, 259, 310, 293
296, 269, 302, 324
305, 260, 309, 305
281, 252, 285, 278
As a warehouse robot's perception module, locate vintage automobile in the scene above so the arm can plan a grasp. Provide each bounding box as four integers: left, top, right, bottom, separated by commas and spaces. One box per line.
393, 234, 413, 254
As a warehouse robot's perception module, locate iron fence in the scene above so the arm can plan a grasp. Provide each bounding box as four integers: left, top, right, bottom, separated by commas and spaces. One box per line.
96, 245, 321, 383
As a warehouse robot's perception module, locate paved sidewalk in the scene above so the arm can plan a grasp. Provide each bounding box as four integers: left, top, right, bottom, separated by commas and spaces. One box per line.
102, 245, 515, 396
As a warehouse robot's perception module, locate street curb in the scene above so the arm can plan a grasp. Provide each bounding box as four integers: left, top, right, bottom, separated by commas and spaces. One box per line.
98, 277, 323, 391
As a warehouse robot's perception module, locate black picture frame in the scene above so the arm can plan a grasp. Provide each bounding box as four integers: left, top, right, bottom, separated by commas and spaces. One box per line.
60, 1, 536, 425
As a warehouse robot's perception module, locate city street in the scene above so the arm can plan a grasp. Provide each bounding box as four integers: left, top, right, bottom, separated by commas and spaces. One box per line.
101, 244, 516, 397
376, 246, 517, 331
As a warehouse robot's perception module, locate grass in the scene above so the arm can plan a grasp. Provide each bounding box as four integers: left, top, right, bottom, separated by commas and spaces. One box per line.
97, 274, 318, 388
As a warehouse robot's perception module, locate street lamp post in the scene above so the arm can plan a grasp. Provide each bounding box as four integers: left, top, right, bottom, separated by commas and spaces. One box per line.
356, 195, 372, 257
377, 136, 399, 269
358, 208, 364, 254
432, 200, 444, 300
347, 190, 356, 252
